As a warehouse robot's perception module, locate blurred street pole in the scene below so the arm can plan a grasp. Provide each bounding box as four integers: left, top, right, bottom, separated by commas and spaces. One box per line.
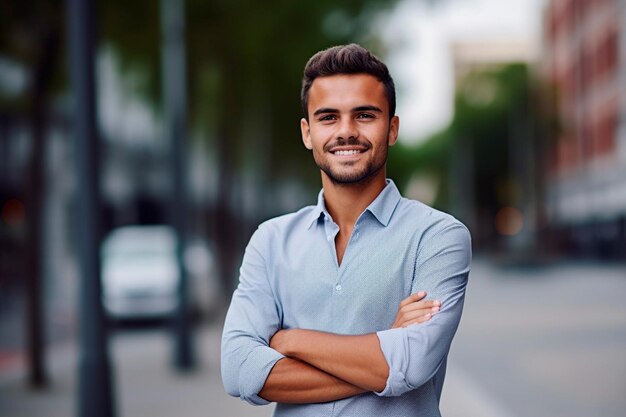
160, 0, 195, 370
67, 0, 116, 416
24, 92, 47, 388
24, 21, 60, 389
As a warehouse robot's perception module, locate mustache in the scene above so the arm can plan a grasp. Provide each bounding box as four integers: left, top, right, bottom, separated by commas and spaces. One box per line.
323, 137, 371, 152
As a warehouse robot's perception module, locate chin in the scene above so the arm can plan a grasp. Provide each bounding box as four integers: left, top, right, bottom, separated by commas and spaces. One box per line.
317, 156, 386, 186
324, 167, 381, 185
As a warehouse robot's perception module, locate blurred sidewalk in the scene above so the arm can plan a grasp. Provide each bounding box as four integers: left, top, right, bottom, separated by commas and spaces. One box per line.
0, 318, 507, 417
0, 321, 275, 417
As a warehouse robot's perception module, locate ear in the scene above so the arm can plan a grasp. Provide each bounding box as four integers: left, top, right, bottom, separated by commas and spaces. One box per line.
388, 115, 399, 146
301, 118, 313, 150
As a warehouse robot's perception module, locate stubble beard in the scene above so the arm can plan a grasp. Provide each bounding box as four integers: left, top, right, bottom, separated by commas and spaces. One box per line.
315, 144, 388, 186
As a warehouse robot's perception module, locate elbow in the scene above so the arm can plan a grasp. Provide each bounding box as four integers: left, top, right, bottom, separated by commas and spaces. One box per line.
221, 358, 242, 398
223, 376, 240, 398
404, 373, 431, 392
224, 383, 240, 399
222, 366, 260, 404
221, 349, 273, 406
377, 357, 445, 397
379, 370, 435, 397
221, 347, 251, 400
403, 357, 445, 391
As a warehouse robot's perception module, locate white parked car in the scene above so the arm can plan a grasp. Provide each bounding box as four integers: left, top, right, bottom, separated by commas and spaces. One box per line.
100, 225, 213, 320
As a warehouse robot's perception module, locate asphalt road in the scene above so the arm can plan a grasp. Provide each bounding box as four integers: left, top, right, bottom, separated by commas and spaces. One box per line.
441, 257, 626, 417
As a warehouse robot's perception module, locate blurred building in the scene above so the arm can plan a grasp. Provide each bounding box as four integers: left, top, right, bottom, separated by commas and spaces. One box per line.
452, 40, 539, 85
449, 39, 540, 250
541, 0, 626, 257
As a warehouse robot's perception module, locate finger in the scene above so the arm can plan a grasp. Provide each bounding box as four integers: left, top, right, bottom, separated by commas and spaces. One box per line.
399, 299, 441, 313
399, 291, 427, 308
400, 313, 433, 327
395, 306, 440, 325
398, 306, 440, 323
399, 291, 425, 308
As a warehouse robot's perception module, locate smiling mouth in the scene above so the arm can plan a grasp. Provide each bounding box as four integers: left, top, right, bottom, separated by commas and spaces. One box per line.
333, 149, 362, 156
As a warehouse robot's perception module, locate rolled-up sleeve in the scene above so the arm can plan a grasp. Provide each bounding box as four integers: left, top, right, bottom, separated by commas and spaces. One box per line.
221, 226, 285, 405
375, 221, 471, 397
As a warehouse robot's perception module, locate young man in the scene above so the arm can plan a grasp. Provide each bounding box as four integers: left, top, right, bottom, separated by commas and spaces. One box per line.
221, 44, 471, 416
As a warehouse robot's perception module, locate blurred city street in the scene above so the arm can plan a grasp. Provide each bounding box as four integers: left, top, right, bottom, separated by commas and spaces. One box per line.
0, 315, 274, 417
1, 257, 625, 417
2, 1, 626, 416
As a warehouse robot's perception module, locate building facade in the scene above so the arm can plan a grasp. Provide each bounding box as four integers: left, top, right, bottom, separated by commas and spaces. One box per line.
541, 0, 626, 256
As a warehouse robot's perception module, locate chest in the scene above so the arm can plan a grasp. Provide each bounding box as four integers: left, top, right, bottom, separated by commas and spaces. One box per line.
268, 224, 418, 334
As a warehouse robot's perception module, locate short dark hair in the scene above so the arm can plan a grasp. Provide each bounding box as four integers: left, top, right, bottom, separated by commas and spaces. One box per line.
301, 44, 396, 120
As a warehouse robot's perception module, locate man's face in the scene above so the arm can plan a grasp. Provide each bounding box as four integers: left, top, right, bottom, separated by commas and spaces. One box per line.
301, 73, 399, 185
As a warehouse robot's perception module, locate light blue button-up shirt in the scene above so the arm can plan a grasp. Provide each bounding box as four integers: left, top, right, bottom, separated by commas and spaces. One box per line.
221, 180, 471, 417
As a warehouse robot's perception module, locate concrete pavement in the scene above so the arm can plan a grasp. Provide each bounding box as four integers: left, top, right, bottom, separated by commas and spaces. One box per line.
446, 257, 626, 417
0, 321, 275, 417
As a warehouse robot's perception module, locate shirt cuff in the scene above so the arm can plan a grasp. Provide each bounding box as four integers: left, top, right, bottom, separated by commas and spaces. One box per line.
239, 345, 285, 405
375, 328, 411, 397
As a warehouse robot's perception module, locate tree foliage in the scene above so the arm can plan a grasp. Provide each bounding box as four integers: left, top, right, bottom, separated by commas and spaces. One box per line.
99, 0, 403, 289
388, 63, 544, 218
100, 0, 400, 199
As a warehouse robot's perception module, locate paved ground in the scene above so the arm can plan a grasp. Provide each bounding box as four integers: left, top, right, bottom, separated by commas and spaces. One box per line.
443, 257, 626, 417
0, 321, 274, 417
1, 257, 625, 417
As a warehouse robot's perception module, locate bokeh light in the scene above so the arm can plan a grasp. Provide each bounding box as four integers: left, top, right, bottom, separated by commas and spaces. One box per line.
1, 198, 25, 227
495, 206, 524, 236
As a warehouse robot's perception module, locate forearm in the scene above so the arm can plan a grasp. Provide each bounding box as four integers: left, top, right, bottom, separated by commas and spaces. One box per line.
272, 329, 389, 392
259, 357, 365, 403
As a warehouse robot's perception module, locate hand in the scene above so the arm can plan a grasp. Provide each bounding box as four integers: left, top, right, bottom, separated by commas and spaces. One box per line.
391, 291, 441, 329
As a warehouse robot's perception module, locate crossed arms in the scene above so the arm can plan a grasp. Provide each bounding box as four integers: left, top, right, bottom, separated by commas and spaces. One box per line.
259, 292, 441, 403
221, 222, 471, 405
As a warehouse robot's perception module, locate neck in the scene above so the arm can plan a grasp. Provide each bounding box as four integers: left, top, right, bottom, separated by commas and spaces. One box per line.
321, 172, 387, 229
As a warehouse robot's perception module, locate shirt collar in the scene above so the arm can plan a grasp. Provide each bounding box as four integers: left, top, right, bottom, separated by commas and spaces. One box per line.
306, 179, 402, 229
366, 179, 402, 227
306, 189, 329, 229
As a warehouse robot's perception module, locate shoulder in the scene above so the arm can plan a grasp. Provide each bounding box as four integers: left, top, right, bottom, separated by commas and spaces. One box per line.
390, 198, 472, 279
396, 197, 469, 236
252, 204, 319, 242
393, 197, 471, 258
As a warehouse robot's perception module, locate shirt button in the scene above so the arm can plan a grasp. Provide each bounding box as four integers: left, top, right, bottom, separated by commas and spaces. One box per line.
335, 284, 342, 291
327, 234, 333, 241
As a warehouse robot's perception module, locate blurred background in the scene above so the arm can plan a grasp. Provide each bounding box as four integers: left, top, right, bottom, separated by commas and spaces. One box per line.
1, 0, 625, 416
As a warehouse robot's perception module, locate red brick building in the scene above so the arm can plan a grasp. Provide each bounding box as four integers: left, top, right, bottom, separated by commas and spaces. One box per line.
541, 0, 626, 256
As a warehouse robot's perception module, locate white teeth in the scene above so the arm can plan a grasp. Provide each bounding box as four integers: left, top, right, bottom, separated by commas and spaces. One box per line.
334, 150, 360, 155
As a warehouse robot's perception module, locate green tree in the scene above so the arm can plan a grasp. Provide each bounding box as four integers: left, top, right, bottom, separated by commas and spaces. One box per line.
388, 63, 551, 249
100, 0, 402, 292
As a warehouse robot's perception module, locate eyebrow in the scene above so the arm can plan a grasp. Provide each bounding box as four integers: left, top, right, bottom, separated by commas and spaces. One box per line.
312, 105, 383, 117
353, 105, 383, 113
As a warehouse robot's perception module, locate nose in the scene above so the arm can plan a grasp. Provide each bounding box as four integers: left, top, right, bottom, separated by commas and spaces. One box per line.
336, 118, 359, 140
